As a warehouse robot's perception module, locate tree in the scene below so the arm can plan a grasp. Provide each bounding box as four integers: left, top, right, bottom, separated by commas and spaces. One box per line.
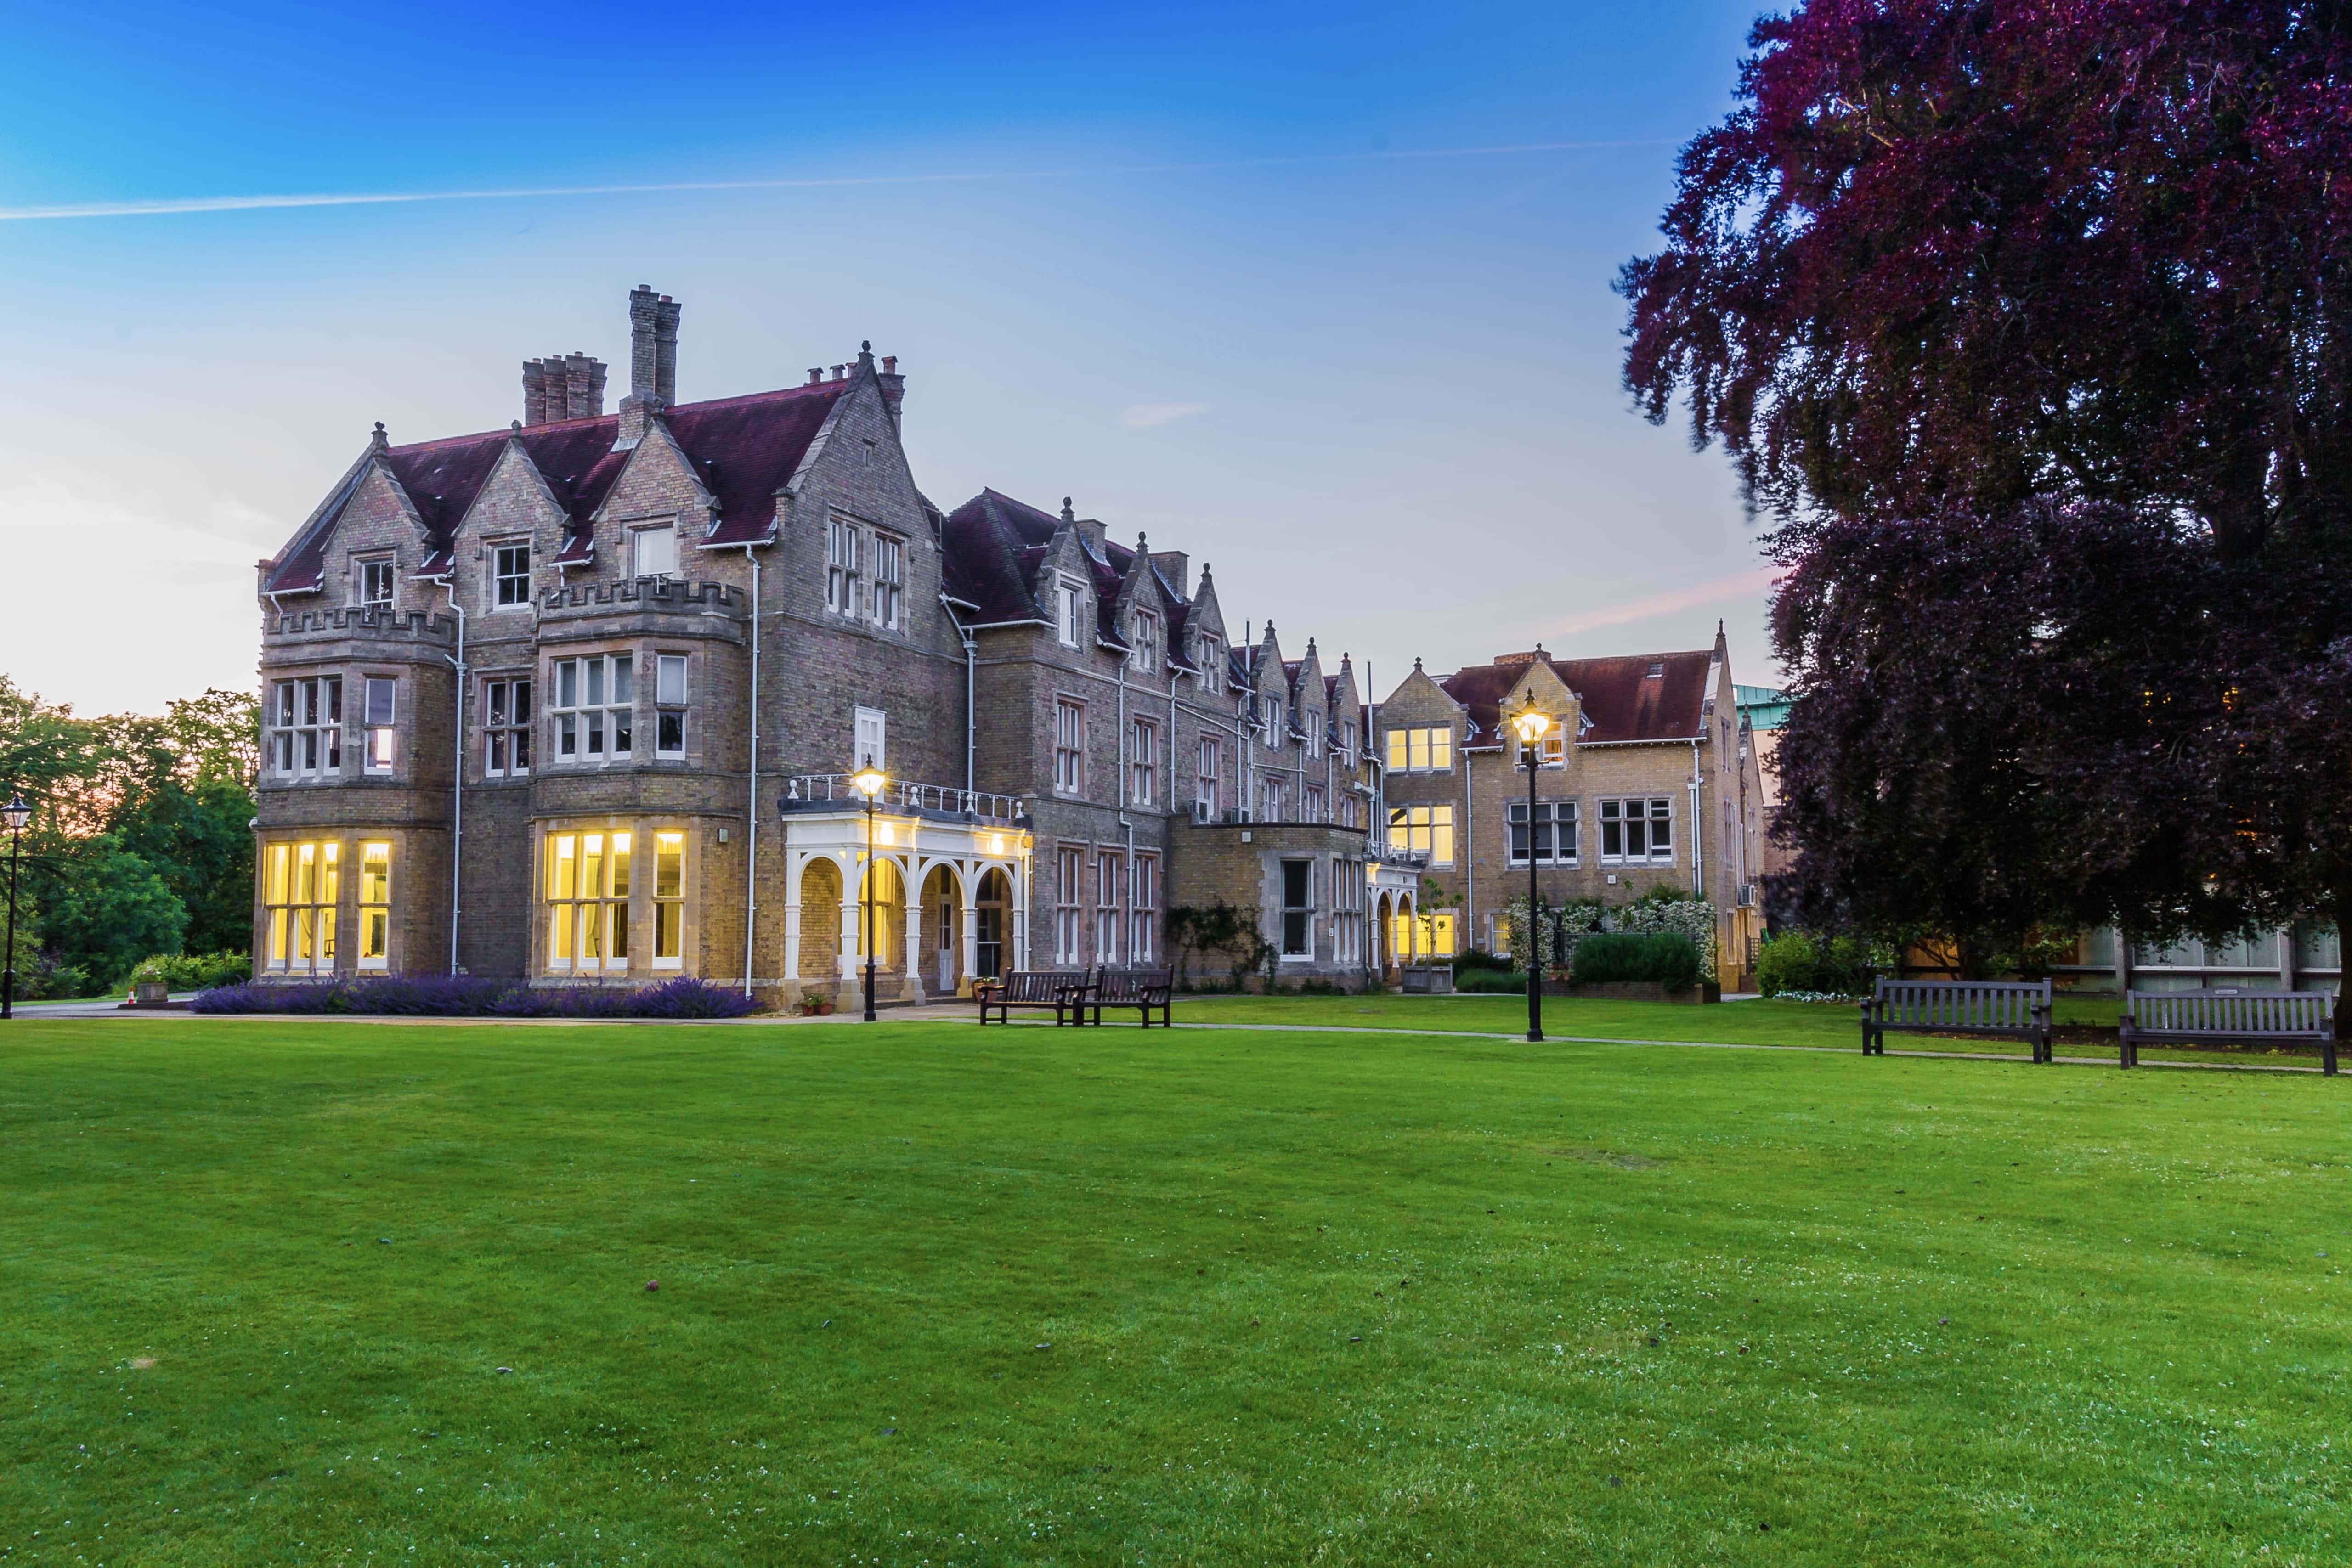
28, 837, 187, 991
1621, 3, 2352, 979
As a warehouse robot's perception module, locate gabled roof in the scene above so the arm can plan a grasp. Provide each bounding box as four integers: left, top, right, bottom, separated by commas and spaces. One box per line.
939, 488, 1190, 647
262, 380, 854, 593
1440, 649, 1713, 746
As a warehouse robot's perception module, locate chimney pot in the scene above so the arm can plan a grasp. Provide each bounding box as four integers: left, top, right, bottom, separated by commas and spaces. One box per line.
628, 286, 662, 407
808, 368, 823, 385
831, 364, 846, 380
653, 295, 681, 404
880, 355, 897, 374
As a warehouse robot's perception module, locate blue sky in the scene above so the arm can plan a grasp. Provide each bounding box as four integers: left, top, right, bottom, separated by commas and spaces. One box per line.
0, 0, 1774, 714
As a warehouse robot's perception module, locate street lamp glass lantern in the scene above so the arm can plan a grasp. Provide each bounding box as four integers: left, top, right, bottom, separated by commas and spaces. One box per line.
848, 761, 887, 798
1510, 709, 1551, 746
1, 796, 28, 831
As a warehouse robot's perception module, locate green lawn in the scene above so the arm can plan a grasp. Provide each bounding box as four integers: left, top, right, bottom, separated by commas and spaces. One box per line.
1172, 992, 2331, 1068
3, 1019, 2346, 1565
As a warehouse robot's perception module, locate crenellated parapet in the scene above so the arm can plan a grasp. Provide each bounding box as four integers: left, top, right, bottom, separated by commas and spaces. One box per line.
539, 577, 739, 614
265, 607, 461, 655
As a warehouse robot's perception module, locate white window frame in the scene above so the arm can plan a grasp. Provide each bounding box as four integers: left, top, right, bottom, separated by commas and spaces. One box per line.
483, 677, 532, 778
492, 542, 531, 608
854, 705, 887, 772
1508, 799, 1578, 866
1303, 782, 1326, 823
871, 533, 905, 630
358, 558, 395, 608
1053, 700, 1085, 795
1197, 635, 1221, 693
1130, 717, 1157, 807
655, 654, 688, 759
631, 522, 678, 579
1195, 735, 1220, 811
1131, 854, 1158, 963
270, 676, 342, 779
1055, 578, 1083, 648
1388, 803, 1455, 867
362, 677, 397, 773
1094, 850, 1121, 965
1599, 797, 1676, 864
1306, 709, 1323, 756
827, 519, 861, 616
1055, 846, 1083, 965
1279, 858, 1315, 960
1132, 612, 1159, 674
1385, 725, 1454, 773
550, 654, 635, 764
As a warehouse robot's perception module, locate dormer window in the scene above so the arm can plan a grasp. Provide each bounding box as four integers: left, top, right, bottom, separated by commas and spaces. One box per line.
358, 558, 395, 608
494, 543, 531, 607
1056, 578, 1083, 648
632, 523, 677, 579
1306, 709, 1323, 756
1198, 635, 1221, 692
1264, 699, 1284, 742
1647, 661, 1665, 678
1132, 612, 1159, 673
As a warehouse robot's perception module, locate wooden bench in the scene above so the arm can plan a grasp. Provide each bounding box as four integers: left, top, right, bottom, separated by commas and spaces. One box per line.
2119, 988, 2336, 1074
976, 970, 1089, 1026
1083, 967, 1174, 1027
1863, 978, 2054, 1062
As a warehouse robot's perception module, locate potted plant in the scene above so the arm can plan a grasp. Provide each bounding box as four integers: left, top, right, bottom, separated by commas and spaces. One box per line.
129, 958, 172, 1008
796, 987, 837, 1017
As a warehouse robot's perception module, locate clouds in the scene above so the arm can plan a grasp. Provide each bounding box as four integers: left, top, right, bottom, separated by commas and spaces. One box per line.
1119, 402, 1209, 430
1549, 566, 1781, 637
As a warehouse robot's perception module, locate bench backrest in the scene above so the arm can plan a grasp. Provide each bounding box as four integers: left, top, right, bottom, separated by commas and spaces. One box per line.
2127, 989, 2332, 1035
999, 970, 1080, 1002
1875, 978, 2051, 1030
1095, 968, 1174, 1001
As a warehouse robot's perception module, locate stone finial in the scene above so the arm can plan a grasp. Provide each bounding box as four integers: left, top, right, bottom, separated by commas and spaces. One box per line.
1413, 656, 1423, 671
1061, 497, 1075, 524
510, 420, 523, 435
371, 421, 388, 448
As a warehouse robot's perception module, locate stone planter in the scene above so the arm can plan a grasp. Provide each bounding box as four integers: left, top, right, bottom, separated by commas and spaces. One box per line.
1550, 980, 1721, 1005
1399, 964, 1455, 994
133, 980, 170, 1007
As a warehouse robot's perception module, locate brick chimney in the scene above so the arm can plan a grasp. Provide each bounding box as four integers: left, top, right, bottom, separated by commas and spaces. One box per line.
875, 352, 905, 431
522, 351, 606, 425
617, 284, 681, 449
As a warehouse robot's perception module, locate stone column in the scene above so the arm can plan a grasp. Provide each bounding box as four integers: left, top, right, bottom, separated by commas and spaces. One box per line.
838, 854, 862, 979
781, 854, 803, 981
961, 870, 980, 996
903, 859, 922, 999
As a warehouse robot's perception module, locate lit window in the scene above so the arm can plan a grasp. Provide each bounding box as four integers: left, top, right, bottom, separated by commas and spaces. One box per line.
264, 840, 339, 972
632, 523, 677, 579
1384, 726, 1453, 772
358, 842, 391, 969
546, 830, 632, 971
359, 559, 394, 607
871, 535, 903, 629
1056, 580, 1083, 648
653, 832, 684, 965
550, 654, 633, 763
494, 544, 531, 607
827, 519, 861, 615
484, 678, 532, 777
1130, 718, 1157, 807
1508, 800, 1578, 866
655, 655, 687, 758
1600, 797, 1676, 863
270, 677, 342, 778
1391, 910, 1456, 959
1388, 804, 1455, 866
1054, 701, 1084, 795
363, 677, 396, 772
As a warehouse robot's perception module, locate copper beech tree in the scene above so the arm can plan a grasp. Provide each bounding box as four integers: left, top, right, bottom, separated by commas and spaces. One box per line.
1620, 2, 2352, 985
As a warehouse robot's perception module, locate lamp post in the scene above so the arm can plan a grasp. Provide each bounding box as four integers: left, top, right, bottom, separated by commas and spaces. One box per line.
2, 794, 29, 1021
849, 759, 887, 1023
1509, 710, 1552, 1043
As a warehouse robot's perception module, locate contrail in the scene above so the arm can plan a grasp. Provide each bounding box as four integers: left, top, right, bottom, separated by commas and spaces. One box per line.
0, 140, 1675, 222
1550, 566, 1782, 637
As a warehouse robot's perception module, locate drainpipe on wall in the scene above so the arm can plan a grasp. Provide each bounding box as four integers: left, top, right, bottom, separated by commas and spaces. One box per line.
740, 547, 763, 998
1689, 737, 1704, 897
947, 599, 976, 801
1116, 659, 1131, 965
441, 581, 467, 975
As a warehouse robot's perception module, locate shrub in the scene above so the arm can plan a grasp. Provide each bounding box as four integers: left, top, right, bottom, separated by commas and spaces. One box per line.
190, 975, 756, 1019
1755, 931, 1877, 998
1452, 948, 1513, 975
1455, 967, 1531, 993
1571, 931, 1702, 989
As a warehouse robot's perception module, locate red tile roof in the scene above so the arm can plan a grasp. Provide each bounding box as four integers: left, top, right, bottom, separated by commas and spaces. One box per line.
1440, 650, 1714, 745
262, 381, 851, 593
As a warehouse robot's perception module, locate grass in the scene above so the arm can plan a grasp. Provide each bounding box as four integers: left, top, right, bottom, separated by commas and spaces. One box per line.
2, 1017, 2348, 1565
1172, 992, 2333, 1068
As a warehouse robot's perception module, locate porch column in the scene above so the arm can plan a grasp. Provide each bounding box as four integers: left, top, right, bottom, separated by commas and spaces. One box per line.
781, 852, 803, 981
960, 863, 979, 991
902, 857, 922, 997
1012, 860, 1031, 970
838, 853, 862, 979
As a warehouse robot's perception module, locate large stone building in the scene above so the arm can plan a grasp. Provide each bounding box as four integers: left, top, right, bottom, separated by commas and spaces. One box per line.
1372, 635, 1770, 989
250, 288, 1419, 1000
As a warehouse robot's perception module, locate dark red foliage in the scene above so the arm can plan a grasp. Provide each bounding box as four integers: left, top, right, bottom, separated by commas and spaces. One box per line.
1624, 1, 2352, 966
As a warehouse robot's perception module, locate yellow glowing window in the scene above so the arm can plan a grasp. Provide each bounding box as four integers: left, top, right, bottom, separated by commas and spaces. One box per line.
1390, 910, 1456, 960
1385, 726, 1453, 772
264, 840, 339, 973
358, 842, 391, 968
653, 831, 684, 965
545, 830, 631, 972
1388, 804, 1455, 866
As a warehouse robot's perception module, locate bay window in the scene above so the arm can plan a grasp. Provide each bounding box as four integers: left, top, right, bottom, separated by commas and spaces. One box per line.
546, 830, 631, 971
551, 654, 633, 762
264, 840, 339, 972
655, 654, 687, 758
357, 841, 391, 968
653, 831, 685, 965
271, 677, 341, 778
362, 677, 396, 772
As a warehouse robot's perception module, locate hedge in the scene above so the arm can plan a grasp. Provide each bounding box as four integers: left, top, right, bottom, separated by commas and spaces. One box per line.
190, 975, 757, 1019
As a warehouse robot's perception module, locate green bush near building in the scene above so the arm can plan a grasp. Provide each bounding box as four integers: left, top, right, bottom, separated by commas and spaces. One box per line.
1570, 930, 1703, 988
